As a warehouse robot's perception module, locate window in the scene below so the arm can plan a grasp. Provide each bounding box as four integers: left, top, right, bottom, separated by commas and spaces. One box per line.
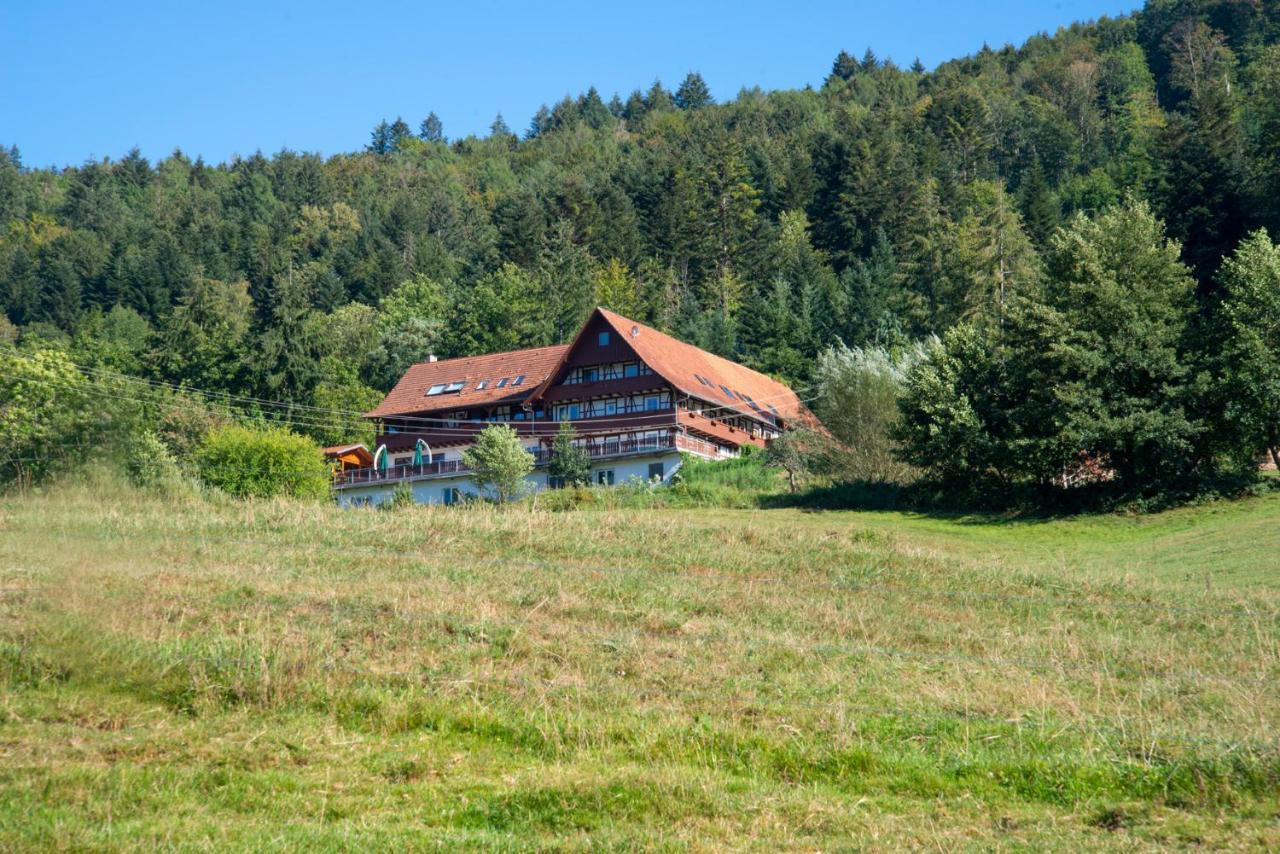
442, 487, 459, 506
720, 385, 734, 398
512, 375, 525, 386
427, 383, 447, 396
597, 469, 615, 486
444, 381, 465, 393
598, 331, 610, 346
476, 380, 488, 390
496, 377, 509, 388
644, 395, 661, 412
624, 363, 639, 378
648, 462, 664, 481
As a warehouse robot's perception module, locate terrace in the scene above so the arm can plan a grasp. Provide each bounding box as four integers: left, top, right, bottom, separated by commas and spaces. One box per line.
335, 432, 717, 489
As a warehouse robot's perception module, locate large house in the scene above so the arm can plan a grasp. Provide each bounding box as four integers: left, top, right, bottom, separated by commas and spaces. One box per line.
335, 307, 818, 506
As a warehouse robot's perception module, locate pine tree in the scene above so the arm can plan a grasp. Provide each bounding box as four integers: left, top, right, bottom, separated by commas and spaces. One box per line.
1018, 161, 1059, 247
578, 87, 612, 128
674, 73, 713, 110
490, 113, 513, 139
388, 118, 412, 151
645, 80, 675, 112
419, 111, 444, 142
828, 51, 859, 84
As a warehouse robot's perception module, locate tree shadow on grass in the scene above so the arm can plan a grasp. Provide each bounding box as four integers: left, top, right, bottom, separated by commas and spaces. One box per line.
761, 472, 1279, 525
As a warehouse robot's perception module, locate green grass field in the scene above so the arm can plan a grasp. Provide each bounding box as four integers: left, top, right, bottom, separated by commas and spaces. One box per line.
1, 475, 1278, 850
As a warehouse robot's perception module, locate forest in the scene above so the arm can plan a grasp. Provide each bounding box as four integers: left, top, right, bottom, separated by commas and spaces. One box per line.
3, 0, 1280, 507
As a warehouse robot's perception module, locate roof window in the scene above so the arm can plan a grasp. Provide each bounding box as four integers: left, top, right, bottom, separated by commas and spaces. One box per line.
476, 380, 488, 390
444, 381, 465, 393
496, 377, 509, 388
512, 375, 525, 386
426, 383, 447, 396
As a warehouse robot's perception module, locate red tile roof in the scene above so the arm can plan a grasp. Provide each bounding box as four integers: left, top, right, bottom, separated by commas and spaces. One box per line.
365, 309, 818, 431
591, 308, 819, 429
365, 344, 570, 418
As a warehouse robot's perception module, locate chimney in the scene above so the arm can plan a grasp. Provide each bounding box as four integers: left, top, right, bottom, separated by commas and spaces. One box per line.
427, 354, 438, 363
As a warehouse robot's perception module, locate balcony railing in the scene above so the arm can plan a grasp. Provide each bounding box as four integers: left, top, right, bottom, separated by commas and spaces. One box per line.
336, 435, 687, 489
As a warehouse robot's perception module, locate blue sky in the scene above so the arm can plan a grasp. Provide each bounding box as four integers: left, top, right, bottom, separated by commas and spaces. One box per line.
3, 0, 1140, 168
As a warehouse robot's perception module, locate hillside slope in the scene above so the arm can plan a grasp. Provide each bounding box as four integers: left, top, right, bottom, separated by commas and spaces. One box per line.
1, 482, 1276, 849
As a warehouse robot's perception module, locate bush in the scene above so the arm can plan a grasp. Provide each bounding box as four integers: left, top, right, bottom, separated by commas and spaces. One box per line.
195, 424, 330, 499
124, 431, 189, 493
812, 341, 926, 483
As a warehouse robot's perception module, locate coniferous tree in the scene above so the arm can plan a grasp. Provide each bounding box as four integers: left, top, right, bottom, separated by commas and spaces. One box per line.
675, 72, 714, 110
828, 50, 860, 84
419, 111, 444, 142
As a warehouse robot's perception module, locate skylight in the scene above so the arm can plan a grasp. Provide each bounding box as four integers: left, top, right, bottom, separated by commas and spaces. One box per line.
426, 383, 447, 396
496, 377, 509, 388
476, 380, 488, 390
719, 385, 734, 398
512, 375, 525, 386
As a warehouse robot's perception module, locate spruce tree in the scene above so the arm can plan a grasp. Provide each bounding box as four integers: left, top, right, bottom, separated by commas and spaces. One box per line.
674, 72, 713, 110
419, 111, 444, 142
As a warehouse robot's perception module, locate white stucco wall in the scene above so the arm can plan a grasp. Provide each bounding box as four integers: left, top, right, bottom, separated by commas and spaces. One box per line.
335, 452, 683, 508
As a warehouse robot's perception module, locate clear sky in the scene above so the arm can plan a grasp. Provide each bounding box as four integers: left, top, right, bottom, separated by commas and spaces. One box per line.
2, 0, 1141, 169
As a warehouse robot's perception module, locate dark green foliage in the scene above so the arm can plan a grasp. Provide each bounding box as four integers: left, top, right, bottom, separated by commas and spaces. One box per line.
1, 0, 1278, 510
674, 72, 714, 110
897, 200, 1213, 504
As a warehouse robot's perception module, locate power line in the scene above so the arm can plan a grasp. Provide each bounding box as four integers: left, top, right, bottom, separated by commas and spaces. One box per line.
68, 360, 821, 430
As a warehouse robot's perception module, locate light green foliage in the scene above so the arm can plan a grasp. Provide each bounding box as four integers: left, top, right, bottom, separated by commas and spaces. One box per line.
1212, 229, 1280, 468
546, 421, 591, 487
309, 374, 383, 449
123, 430, 188, 492
813, 340, 927, 483
462, 424, 534, 502
0, 347, 140, 485
195, 424, 330, 500
71, 305, 153, 373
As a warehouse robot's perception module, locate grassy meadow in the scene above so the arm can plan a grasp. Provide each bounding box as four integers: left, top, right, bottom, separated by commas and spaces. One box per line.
1, 474, 1278, 850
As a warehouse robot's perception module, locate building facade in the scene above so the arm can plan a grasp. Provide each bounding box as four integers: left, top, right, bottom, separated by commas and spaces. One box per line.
335, 308, 817, 506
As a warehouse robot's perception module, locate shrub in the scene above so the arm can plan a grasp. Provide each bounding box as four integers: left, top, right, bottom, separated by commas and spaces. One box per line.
812, 341, 926, 483
124, 431, 189, 493
463, 425, 534, 503
195, 424, 330, 499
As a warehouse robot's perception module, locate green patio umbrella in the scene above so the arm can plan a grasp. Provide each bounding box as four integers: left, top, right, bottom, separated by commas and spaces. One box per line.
412, 440, 424, 466
375, 445, 388, 473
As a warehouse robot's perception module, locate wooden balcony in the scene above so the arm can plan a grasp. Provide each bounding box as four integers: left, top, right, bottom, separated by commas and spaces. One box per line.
380, 408, 677, 450
677, 410, 767, 450
336, 435, 681, 490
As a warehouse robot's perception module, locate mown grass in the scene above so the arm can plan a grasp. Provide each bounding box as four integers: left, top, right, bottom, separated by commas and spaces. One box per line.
1, 472, 1278, 849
